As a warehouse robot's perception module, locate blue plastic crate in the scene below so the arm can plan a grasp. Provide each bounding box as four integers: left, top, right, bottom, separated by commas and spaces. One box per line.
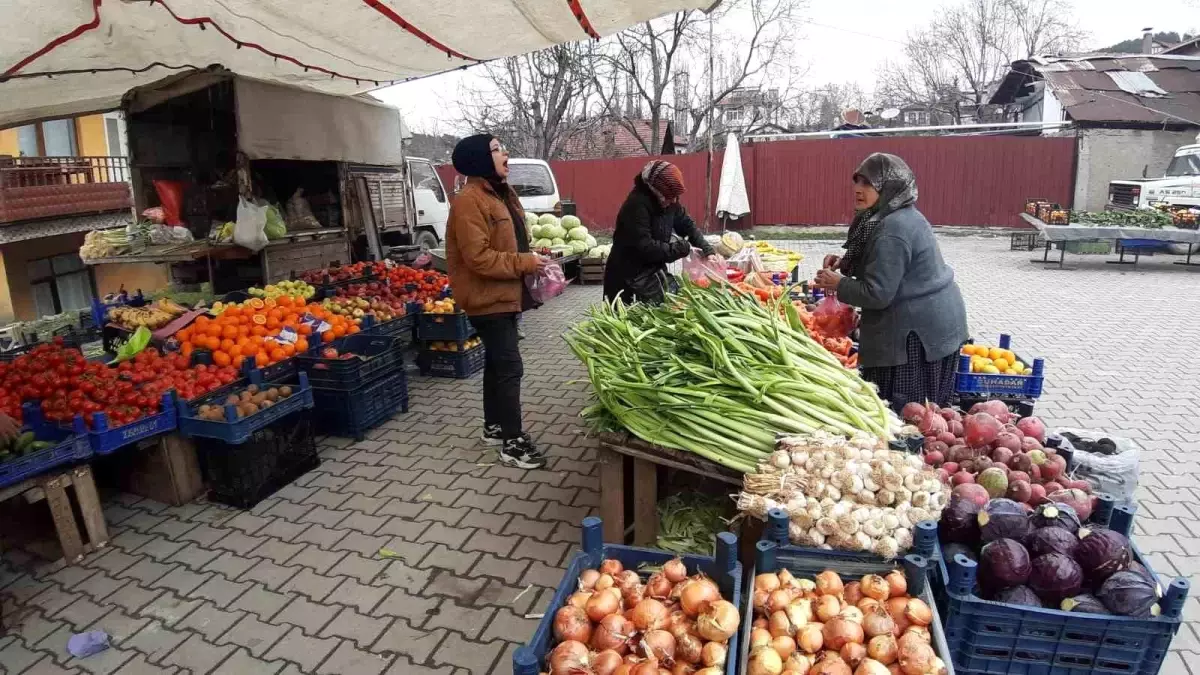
0, 412, 90, 489
934, 505, 1189, 675
418, 344, 485, 378
956, 333, 1046, 399
361, 313, 415, 346
746, 539, 958, 675
296, 334, 405, 390
83, 391, 178, 455
417, 311, 474, 341
512, 516, 741, 675
761, 506, 940, 565
176, 371, 314, 444
312, 369, 409, 441
196, 412, 319, 509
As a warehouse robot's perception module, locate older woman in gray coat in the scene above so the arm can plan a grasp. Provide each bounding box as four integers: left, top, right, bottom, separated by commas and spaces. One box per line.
814, 153, 969, 410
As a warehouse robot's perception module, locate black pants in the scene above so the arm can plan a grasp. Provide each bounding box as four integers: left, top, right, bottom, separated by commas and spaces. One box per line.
468, 313, 524, 439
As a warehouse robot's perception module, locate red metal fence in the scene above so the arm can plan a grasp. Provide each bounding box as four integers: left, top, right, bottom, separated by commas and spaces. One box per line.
439, 135, 1077, 232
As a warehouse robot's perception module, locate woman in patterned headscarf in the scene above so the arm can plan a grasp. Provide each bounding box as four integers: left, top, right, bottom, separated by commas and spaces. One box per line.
603, 160, 715, 304
814, 153, 969, 410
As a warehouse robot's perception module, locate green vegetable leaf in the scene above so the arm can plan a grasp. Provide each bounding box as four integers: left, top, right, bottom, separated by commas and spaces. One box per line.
109, 326, 152, 364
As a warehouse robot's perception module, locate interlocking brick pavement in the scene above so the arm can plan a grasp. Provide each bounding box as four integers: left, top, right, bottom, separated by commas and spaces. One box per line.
2, 236, 1199, 673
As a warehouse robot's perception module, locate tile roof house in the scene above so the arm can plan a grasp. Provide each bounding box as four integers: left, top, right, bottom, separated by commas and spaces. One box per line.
988, 54, 1200, 211
560, 119, 687, 160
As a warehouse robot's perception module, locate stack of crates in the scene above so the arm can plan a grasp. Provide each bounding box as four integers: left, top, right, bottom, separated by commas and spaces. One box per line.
415, 311, 485, 378
297, 334, 409, 440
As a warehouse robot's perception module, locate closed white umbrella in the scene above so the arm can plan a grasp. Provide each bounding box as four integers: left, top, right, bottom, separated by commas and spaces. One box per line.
715, 132, 750, 229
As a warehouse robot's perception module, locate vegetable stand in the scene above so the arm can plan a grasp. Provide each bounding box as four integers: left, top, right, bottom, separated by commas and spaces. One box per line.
1023, 213, 1200, 269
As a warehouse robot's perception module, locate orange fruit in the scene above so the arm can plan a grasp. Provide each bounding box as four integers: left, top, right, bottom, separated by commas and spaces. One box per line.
252, 314, 267, 325
221, 325, 238, 340
255, 351, 270, 368
266, 318, 281, 331
228, 344, 243, 358
269, 348, 286, 363
213, 351, 232, 367
277, 296, 292, 308
281, 343, 296, 357
238, 325, 250, 338
347, 324, 360, 335
181, 342, 194, 358
297, 324, 312, 336
332, 325, 347, 338
247, 298, 265, 309
194, 315, 211, 328
205, 323, 223, 338
321, 330, 336, 343
263, 298, 277, 309
294, 337, 309, 353
219, 338, 235, 352
231, 355, 246, 369
177, 327, 192, 342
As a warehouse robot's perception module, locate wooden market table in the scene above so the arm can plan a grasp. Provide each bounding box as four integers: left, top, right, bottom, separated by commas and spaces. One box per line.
595, 431, 761, 563
0, 465, 108, 564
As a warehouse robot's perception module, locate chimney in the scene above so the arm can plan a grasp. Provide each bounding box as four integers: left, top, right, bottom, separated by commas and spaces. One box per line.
1142, 27, 1154, 54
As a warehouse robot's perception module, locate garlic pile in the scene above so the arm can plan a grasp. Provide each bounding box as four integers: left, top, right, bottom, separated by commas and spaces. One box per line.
736, 431, 950, 559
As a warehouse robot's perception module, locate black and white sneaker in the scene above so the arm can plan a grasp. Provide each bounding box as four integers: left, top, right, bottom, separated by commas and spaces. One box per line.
499, 437, 547, 469
481, 424, 504, 447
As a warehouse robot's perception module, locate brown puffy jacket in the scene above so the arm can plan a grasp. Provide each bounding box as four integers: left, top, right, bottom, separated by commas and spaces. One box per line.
445, 177, 539, 316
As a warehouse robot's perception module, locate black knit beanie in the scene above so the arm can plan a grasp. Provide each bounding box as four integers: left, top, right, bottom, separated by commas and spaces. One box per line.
452, 134, 497, 179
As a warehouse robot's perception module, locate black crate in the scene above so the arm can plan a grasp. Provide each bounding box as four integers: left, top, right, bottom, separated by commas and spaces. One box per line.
296, 334, 405, 390
417, 312, 474, 341
418, 344, 486, 378
194, 413, 319, 509
312, 369, 409, 441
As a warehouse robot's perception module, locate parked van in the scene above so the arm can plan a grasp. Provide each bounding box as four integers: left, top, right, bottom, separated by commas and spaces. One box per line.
508, 158, 562, 215
1108, 142, 1200, 211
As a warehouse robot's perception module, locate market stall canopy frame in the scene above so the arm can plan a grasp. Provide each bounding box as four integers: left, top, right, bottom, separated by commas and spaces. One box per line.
0, 0, 713, 129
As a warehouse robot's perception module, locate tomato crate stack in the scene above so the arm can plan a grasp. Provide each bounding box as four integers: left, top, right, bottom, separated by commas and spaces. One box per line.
298, 334, 409, 439
933, 505, 1190, 675
416, 302, 485, 379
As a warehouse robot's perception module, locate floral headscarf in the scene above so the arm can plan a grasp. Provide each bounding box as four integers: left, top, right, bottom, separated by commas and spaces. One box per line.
839, 153, 919, 276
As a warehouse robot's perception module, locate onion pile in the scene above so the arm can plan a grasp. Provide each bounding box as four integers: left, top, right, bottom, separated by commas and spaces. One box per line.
748, 568, 946, 675
544, 557, 740, 674
737, 431, 950, 559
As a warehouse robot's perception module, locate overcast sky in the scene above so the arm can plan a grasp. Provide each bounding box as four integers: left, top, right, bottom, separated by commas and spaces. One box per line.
373, 0, 1197, 134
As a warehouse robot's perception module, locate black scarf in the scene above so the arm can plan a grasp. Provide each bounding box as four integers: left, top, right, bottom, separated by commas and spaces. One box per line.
840, 153, 919, 277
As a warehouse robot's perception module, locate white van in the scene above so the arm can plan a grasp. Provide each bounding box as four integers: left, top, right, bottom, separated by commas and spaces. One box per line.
507, 158, 562, 215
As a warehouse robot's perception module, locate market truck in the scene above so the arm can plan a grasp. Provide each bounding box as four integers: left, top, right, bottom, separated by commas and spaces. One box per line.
86, 68, 441, 291
1107, 142, 1200, 211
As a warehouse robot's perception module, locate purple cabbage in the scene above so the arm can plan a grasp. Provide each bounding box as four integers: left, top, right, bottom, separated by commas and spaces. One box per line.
1025, 527, 1080, 558
1075, 528, 1132, 584
993, 585, 1044, 608
1097, 570, 1161, 617
1028, 552, 1084, 605
979, 538, 1032, 594
978, 499, 1032, 544
1029, 502, 1082, 534
1061, 593, 1111, 615
940, 495, 981, 545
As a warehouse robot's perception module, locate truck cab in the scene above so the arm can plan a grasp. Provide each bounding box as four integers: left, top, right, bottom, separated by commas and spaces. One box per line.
406, 156, 450, 249
1108, 143, 1200, 211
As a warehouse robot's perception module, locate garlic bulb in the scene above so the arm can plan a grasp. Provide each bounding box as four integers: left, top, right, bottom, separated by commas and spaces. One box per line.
874, 535, 900, 560
894, 528, 913, 550
791, 511, 814, 529
876, 490, 895, 507
790, 450, 810, 466
816, 517, 839, 536
770, 449, 791, 469
830, 501, 851, 519
785, 494, 808, 512
853, 531, 873, 551
836, 513, 860, 535
788, 521, 807, 542
911, 491, 930, 508
909, 507, 932, 524
862, 519, 886, 537
823, 485, 843, 502
852, 506, 872, 522
808, 528, 826, 546
882, 512, 901, 531
894, 488, 913, 505
904, 473, 925, 491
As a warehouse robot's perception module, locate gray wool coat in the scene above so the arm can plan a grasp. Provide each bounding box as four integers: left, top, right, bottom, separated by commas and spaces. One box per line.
835, 206, 969, 368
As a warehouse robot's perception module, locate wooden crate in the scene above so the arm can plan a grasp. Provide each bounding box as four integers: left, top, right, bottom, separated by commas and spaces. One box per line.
0, 465, 108, 564
580, 258, 606, 284
115, 434, 205, 506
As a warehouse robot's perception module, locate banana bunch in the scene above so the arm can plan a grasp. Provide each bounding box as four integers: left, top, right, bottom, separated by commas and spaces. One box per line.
109, 299, 188, 330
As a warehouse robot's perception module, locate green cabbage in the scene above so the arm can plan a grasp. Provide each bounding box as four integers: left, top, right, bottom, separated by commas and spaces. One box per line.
538, 214, 560, 227
570, 240, 590, 254
530, 224, 544, 239
562, 215, 582, 229
567, 226, 589, 241
585, 234, 597, 248
525, 212, 540, 231
551, 237, 565, 246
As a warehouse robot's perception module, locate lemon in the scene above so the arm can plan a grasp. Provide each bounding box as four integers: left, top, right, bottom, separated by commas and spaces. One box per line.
1024, 368, 1034, 375
993, 358, 1009, 371
1012, 360, 1025, 372
982, 365, 1001, 374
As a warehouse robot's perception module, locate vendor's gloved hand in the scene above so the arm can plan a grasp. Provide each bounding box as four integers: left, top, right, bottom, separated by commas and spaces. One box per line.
0, 413, 19, 441
669, 239, 692, 259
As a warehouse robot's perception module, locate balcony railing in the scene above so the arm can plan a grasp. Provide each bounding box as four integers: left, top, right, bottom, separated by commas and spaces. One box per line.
0, 155, 130, 188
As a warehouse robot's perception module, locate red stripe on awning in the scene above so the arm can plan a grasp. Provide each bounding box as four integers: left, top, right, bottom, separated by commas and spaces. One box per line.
362, 0, 480, 62
2, 0, 103, 78
566, 0, 601, 39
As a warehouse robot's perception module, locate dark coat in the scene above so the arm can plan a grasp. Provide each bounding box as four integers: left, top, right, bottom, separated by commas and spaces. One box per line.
603, 176, 713, 303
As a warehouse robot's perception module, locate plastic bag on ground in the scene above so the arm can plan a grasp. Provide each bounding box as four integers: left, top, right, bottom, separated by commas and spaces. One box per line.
812, 294, 858, 338
681, 249, 726, 283
525, 263, 569, 304
234, 197, 270, 252
285, 188, 321, 230
1056, 427, 1140, 504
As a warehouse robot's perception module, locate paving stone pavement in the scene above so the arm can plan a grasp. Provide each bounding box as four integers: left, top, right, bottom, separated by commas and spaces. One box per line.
1, 235, 1198, 674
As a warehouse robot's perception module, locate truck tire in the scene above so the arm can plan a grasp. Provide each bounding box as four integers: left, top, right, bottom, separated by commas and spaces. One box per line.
415, 230, 440, 251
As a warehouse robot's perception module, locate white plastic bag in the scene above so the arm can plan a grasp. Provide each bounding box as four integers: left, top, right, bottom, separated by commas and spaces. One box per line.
234, 197, 269, 252
727, 245, 764, 273
1056, 427, 1140, 504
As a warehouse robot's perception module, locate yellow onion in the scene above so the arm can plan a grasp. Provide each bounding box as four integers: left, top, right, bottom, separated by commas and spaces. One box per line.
640, 629, 676, 663
676, 633, 703, 665
785, 652, 814, 672
816, 571, 844, 596
797, 622, 824, 653
631, 599, 670, 632
695, 668, 724, 675
903, 599, 932, 627
751, 627, 773, 649
593, 649, 623, 675
680, 578, 721, 617
672, 662, 697, 675
548, 640, 591, 674
568, 591, 592, 610
823, 617, 865, 651
600, 559, 624, 576
843, 581, 864, 605
587, 589, 622, 622
701, 641, 727, 667
815, 595, 842, 622
696, 600, 740, 642
855, 658, 892, 675
840, 641, 867, 668
629, 661, 660, 675
596, 574, 616, 591
786, 599, 814, 628
885, 598, 910, 636
753, 589, 771, 613
856, 597, 881, 613
579, 569, 601, 591
860, 575, 889, 602
646, 573, 673, 599
756, 573, 782, 593
769, 610, 793, 637
809, 652, 852, 675
839, 606, 864, 624
667, 611, 692, 639
664, 558, 688, 584
767, 589, 794, 614
623, 584, 646, 608
899, 626, 931, 648
778, 568, 798, 588
752, 617, 769, 630
553, 605, 592, 643
748, 644, 784, 675
867, 634, 899, 665
592, 613, 634, 654
616, 570, 642, 591
884, 571, 907, 599
862, 605, 895, 638
898, 641, 936, 675
771, 634, 797, 660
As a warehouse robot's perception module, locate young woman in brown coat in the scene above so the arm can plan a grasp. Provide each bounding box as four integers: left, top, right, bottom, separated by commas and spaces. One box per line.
445, 134, 548, 469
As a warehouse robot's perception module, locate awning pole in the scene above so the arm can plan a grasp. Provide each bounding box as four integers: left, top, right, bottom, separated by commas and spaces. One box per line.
704, 13, 715, 230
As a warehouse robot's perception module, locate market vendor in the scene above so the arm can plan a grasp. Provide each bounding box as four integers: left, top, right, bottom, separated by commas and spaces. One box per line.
813, 153, 969, 410
445, 134, 549, 471
604, 160, 716, 304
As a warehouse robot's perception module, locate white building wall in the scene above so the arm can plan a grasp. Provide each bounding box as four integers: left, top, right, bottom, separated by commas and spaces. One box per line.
1073, 128, 1197, 211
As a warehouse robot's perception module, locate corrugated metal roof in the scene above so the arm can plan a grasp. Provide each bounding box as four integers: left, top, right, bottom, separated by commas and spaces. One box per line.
991, 54, 1200, 126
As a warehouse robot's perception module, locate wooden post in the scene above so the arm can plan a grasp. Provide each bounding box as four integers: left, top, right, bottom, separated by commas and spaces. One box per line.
598, 446, 625, 543
40, 474, 84, 563
632, 458, 658, 547
71, 465, 109, 551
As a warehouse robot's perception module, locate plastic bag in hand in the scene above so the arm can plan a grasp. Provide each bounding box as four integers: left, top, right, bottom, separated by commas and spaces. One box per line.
681, 249, 726, 283
812, 295, 858, 338
525, 263, 569, 304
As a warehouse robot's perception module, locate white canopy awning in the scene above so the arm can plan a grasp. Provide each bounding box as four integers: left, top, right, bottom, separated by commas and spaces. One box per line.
0, 0, 710, 129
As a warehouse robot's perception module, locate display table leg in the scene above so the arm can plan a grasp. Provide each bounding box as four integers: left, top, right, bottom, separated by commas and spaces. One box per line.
598, 446, 625, 543
632, 458, 658, 547
39, 474, 85, 564
71, 466, 109, 552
